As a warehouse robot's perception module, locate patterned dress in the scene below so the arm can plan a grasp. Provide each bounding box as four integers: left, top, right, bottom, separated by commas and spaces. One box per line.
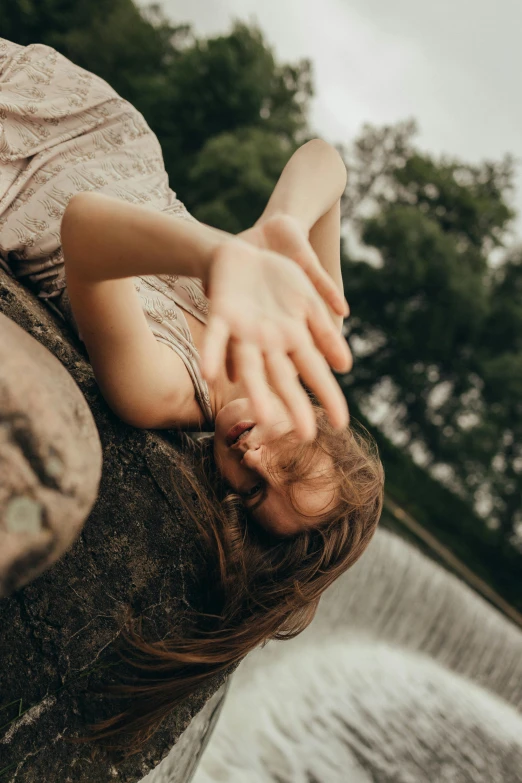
0, 38, 214, 426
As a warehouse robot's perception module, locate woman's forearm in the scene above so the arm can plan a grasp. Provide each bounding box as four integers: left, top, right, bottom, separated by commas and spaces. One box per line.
255, 138, 347, 233
61, 191, 231, 286
60, 139, 347, 289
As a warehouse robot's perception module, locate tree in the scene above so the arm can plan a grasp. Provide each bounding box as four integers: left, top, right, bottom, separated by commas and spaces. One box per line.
162, 20, 314, 214
477, 253, 522, 545
3, 2, 314, 232
186, 127, 297, 233
0, 0, 183, 97
340, 121, 521, 547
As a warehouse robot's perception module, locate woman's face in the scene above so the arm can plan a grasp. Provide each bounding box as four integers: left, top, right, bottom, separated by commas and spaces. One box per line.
214, 393, 337, 537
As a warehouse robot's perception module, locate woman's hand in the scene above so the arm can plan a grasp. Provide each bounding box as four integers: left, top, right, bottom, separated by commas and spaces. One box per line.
237, 214, 350, 319
200, 237, 352, 441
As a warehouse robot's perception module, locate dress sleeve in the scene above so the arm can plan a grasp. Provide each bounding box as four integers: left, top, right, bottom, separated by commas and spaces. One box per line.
0, 38, 120, 162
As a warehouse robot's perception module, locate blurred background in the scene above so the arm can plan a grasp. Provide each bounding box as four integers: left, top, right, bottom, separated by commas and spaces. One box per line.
3, 1, 521, 780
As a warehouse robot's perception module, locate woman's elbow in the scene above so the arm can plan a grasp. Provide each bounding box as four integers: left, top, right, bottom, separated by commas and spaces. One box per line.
62, 191, 95, 233
104, 391, 177, 431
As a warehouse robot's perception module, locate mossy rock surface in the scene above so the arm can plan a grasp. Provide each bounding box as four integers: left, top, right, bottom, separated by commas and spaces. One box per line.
0, 310, 102, 597
0, 271, 231, 783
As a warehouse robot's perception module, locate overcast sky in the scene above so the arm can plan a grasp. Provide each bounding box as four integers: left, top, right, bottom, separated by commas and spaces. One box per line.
153, 0, 522, 238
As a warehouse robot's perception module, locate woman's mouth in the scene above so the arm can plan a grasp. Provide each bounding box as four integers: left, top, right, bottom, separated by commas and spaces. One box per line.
226, 421, 255, 447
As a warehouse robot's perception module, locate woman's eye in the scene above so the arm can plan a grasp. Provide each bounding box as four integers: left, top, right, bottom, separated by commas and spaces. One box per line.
243, 482, 264, 501
247, 483, 263, 498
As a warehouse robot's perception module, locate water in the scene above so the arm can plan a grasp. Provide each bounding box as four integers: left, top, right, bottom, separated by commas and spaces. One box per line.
191, 529, 522, 783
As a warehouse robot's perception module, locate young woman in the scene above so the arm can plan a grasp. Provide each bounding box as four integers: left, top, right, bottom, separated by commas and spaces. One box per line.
0, 38, 384, 747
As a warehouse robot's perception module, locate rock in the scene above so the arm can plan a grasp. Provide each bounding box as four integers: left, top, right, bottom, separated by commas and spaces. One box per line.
140, 683, 230, 783
0, 312, 102, 596
0, 270, 234, 782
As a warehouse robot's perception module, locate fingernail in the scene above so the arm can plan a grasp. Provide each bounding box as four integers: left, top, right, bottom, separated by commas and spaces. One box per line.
333, 355, 351, 374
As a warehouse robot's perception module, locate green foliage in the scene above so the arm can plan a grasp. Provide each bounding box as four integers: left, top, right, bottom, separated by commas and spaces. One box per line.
351, 402, 522, 610
163, 22, 310, 153
187, 128, 297, 232
341, 121, 522, 550
2, 1, 313, 231
0, 0, 180, 95
161, 21, 314, 212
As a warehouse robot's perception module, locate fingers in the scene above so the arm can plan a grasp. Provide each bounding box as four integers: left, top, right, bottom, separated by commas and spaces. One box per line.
200, 314, 230, 382
264, 351, 317, 440
241, 316, 349, 435
232, 340, 278, 426
264, 216, 349, 317
289, 334, 349, 431
308, 262, 350, 317
285, 238, 340, 312
209, 328, 347, 438
307, 294, 353, 374
234, 342, 318, 441
228, 335, 319, 441
200, 236, 352, 436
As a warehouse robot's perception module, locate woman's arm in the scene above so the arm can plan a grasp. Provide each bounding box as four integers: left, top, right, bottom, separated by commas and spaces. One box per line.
256, 138, 347, 234
263, 141, 347, 333
239, 140, 348, 332
61, 192, 350, 435
182, 139, 348, 329
307, 198, 345, 333
61, 192, 231, 427
62, 192, 224, 286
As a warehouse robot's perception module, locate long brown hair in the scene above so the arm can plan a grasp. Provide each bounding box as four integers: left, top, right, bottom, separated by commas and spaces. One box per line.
87, 402, 384, 753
